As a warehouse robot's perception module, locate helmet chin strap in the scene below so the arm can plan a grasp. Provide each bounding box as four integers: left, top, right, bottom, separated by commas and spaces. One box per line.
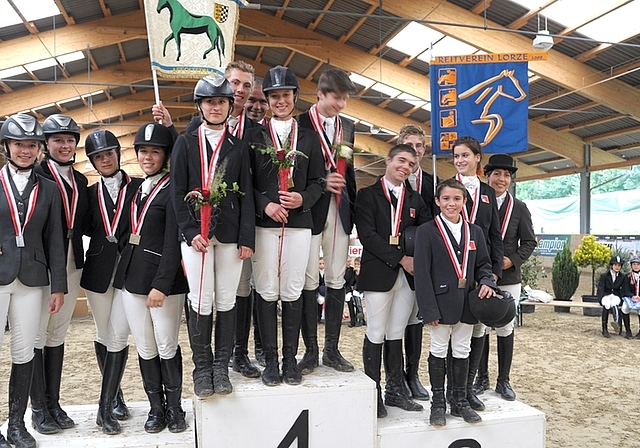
46, 153, 75, 167
8, 158, 35, 172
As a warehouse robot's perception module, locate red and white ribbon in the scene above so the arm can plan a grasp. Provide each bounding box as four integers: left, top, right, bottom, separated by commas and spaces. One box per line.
308, 104, 343, 171
229, 111, 246, 139
199, 125, 225, 191
47, 160, 78, 236
268, 118, 299, 180
456, 173, 479, 224
499, 192, 514, 240
0, 166, 39, 247
380, 178, 405, 239
130, 174, 170, 238
435, 215, 470, 282
97, 172, 131, 243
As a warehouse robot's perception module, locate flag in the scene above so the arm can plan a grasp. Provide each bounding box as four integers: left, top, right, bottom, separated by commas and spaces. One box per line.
429, 53, 545, 154
144, 0, 247, 79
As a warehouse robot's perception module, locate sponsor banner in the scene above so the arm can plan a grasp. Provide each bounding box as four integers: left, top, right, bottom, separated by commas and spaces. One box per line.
534, 235, 570, 257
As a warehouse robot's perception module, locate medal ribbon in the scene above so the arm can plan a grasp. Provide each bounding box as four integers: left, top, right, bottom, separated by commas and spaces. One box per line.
500, 192, 514, 240
97, 172, 130, 242
0, 166, 39, 243
47, 160, 78, 234
415, 169, 423, 195
634, 272, 640, 296
308, 104, 343, 171
456, 173, 480, 224
230, 110, 246, 139
380, 178, 405, 238
199, 125, 225, 191
130, 174, 170, 238
435, 215, 470, 282
268, 118, 299, 180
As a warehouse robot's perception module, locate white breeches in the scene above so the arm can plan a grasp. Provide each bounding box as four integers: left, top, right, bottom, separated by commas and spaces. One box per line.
86, 268, 130, 352
364, 271, 415, 343
430, 322, 474, 359
236, 258, 253, 297
0, 279, 44, 364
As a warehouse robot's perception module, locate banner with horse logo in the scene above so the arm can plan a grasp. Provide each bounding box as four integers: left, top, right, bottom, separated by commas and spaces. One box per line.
144, 0, 247, 78
430, 52, 546, 155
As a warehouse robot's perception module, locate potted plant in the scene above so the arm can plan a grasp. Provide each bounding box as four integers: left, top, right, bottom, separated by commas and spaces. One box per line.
520, 254, 547, 313
573, 235, 612, 316
551, 244, 580, 313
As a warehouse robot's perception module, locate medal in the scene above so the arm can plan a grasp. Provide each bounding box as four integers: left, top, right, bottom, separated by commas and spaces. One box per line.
435, 215, 471, 290
1, 166, 39, 250
130, 174, 170, 247
389, 236, 399, 245
97, 172, 130, 244
288, 178, 295, 189
308, 104, 343, 171
16, 235, 24, 248
48, 161, 79, 239
268, 119, 299, 185
67, 229, 74, 239
381, 179, 405, 249
106, 236, 118, 243
458, 278, 467, 289
129, 234, 141, 245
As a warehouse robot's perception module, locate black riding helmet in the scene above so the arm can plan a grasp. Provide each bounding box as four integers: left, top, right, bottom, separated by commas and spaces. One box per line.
194, 75, 234, 127
42, 114, 81, 166
262, 65, 299, 96
85, 129, 121, 172
133, 123, 174, 174
1, 113, 45, 171
469, 288, 516, 328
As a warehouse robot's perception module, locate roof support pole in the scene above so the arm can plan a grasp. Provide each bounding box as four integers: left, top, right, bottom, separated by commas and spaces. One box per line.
580, 143, 591, 234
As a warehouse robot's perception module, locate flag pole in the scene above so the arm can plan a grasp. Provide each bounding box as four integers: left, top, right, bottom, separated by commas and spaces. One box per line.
152, 67, 163, 125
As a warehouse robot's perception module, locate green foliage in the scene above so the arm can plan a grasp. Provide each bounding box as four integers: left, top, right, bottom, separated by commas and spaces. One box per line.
521, 254, 548, 293
551, 244, 579, 301
517, 167, 640, 201
573, 235, 612, 296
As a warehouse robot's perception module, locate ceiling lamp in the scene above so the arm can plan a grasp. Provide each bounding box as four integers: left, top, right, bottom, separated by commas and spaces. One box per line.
532, 15, 554, 51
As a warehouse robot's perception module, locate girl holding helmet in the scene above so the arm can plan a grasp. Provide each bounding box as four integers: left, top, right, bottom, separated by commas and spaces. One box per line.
114, 123, 188, 434
170, 75, 255, 397
30, 114, 89, 435
0, 113, 66, 448
243, 66, 324, 387
81, 129, 142, 434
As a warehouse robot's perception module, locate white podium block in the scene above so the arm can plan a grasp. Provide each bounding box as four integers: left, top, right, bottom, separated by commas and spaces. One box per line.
194, 366, 377, 448
2, 401, 195, 447
377, 391, 546, 448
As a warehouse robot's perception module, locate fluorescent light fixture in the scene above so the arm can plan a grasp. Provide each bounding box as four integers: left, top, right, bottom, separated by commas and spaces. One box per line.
509, 0, 550, 10
386, 21, 443, 58
25, 57, 57, 72
339, 112, 358, 122
349, 73, 375, 89
81, 90, 104, 99
57, 96, 81, 105
397, 93, 426, 107
0, 66, 27, 78
418, 36, 477, 61
57, 51, 85, 65
14, 0, 61, 22
370, 82, 401, 98
32, 103, 56, 111
381, 128, 396, 136
576, 2, 640, 43
359, 120, 374, 128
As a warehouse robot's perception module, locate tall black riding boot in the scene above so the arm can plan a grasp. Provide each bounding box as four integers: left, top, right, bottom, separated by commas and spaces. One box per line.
282, 298, 303, 385
161, 347, 187, 433
138, 355, 166, 433
466, 337, 486, 411
43, 344, 75, 429
323, 288, 354, 372
29, 348, 60, 434
188, 311, 214, 397
0, 432, 9, 448
428, 354, 447, 426
472, 334, 490, 395
450, 357, 481, 424
611, 305, 621, 334
252, 295, 266, 366
97, 347, 128, 435
622, 313, 633, 339
232, 294, 261, 378
94, 342, 129, 421
347, 298, 357, 327
601, 308, 611, 338
384, 339, 423, 412
8, 361, 36, 448
404, 323, 429, 401
213, 308, 236, 395
353, 294, 365, 326
256, 294, 281, 386
495, 334, 516, 401
297, 289, 319, 374
363, 336, 386, 418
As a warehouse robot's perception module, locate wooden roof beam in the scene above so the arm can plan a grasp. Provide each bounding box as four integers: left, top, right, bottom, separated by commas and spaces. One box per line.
53, 0, 75, 26
307, 0, 335, 31
507, 0, 558, 30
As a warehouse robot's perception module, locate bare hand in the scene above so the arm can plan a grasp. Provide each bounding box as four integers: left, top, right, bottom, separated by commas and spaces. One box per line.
325, 172, 346, 194
152, 101, 173, 127
49, 292, 64, 314
426, 320, 439, 327
399, 255, 414, 275
265, 202, 289, 223
279, 191, 303, 209
502, 256, 514, 270
238, 246, 253, 260
478, 284, 497, 299
633, 295, 640, 303
147, 288, 166, 308
191, 234, 210, 253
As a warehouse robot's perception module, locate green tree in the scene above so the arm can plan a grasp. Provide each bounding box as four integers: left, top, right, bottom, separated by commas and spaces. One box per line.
573, 235, 612, 296
552, 244, 579, 301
